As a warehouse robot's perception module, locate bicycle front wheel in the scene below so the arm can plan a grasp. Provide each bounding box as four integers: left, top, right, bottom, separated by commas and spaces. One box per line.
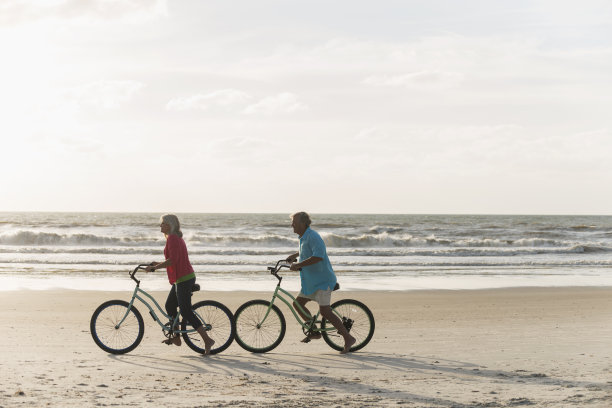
321, 299, 375, 352
90, 300, 144, 354
234, 300, 286, 353
181, 300, 235, 355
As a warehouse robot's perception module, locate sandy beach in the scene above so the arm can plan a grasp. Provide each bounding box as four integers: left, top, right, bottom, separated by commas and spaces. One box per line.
1, 287, 611, 407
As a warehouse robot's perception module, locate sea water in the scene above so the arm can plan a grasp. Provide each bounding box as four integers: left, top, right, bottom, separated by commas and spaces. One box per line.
0, 212, 611, 291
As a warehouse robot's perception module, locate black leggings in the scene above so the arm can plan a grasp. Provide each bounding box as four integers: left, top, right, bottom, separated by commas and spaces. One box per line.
165, 278, 202, 330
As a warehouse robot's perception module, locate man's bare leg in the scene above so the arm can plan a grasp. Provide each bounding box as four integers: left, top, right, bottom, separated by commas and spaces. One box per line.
320, 305, 356, 353
293, 297, 321, 342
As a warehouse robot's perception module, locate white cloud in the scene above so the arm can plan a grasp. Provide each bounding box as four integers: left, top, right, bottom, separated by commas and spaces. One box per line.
354, 127, 390, 142
66, 80, 144, 109
165, 90, 311, 117
59, 136, 105, 154
209, 136, 270, 155
243, 93, 308, 115
363, 70, 464, 89
0, 0, 168, 25
204, 136, 277, 169
165, 89, 252, 112
2, 1, 612, 213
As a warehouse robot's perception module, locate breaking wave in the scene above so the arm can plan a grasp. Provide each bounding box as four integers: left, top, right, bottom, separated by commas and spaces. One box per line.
0, 231, 159, 246
2, 231, 611, 253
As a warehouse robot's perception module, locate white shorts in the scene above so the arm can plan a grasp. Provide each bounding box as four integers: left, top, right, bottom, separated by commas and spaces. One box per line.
297, 289, 332, 306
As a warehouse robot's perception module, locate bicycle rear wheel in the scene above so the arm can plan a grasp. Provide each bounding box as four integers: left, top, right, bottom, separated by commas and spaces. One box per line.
90, 300, 144, 354
182, 300, 235, 355
321, 299, 375, 352
234, 300, 286, 353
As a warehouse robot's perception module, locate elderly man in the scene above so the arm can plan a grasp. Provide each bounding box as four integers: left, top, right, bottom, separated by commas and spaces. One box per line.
287, 211, 356, 354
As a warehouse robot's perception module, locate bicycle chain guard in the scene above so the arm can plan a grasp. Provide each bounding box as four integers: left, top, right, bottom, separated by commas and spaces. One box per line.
302, 318, 318, 336
163, 322, 175, 338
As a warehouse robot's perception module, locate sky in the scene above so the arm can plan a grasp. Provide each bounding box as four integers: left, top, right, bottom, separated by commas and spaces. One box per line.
1, 0, 611, 214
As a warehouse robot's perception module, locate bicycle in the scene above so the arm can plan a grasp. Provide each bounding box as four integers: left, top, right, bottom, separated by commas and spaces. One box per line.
234, 260, 375, 353
90, 264, 235, 355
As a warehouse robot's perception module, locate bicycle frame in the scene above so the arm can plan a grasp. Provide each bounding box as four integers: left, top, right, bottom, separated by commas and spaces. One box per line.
116, 265, 203, 334
260, 260, 342, 333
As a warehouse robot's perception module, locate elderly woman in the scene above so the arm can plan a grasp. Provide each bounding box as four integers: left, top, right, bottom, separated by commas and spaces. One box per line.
145, 214, 215, 354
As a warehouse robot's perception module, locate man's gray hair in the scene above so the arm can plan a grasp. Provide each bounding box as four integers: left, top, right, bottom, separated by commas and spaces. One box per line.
160, 214, 183, 238
291, 211, 312, 227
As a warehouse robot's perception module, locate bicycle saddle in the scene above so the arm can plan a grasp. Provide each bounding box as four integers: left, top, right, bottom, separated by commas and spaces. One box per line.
191, 283, 201, 293
333, 283, 340, 291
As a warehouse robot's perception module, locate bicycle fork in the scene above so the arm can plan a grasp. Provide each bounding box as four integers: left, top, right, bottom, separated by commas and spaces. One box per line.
115, 286, 140, 329
257, 299, 278, 328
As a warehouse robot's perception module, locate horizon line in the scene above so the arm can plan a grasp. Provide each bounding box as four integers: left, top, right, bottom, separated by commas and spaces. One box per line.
0, 210, 610, 217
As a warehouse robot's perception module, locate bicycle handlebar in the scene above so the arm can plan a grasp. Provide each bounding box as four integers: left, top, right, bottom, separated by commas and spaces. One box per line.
129, 264, 151, 285
267, 259, 301, 285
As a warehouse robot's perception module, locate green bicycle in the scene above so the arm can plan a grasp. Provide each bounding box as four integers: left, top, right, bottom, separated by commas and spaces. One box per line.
234, 260, 375, 353
90, 264, 235, 355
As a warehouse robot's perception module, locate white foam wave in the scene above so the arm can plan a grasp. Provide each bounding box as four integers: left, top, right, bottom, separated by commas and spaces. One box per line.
2, 229, 609, 251
0, 230, 159, 246
188, 233, 295, 247
0, 246, 291, 256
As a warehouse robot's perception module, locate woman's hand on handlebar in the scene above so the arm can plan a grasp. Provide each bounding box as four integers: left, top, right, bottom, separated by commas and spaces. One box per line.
145, 262, 158, 273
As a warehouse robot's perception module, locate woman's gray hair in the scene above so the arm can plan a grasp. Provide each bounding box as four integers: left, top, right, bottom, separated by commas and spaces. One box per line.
290, 211, 312, 227
160, 214, 183, 238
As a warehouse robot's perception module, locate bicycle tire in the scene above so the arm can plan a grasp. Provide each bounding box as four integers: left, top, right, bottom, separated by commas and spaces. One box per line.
90, 300, 144, 354
181, 300, 235, 355
234, 299, 286, 353
321, 298, 375, 352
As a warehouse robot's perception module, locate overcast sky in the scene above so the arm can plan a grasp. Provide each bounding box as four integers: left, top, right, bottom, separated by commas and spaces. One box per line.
1, 0, 611, 214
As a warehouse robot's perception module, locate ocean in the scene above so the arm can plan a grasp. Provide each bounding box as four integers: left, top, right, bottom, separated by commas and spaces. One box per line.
1, 212, 611, 291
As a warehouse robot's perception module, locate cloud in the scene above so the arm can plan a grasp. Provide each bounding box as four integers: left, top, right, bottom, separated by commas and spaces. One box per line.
59, 136, 105, 154
166, 90, 309, 116
366, 124, 612, 177
243, 92, 308, 115
210, 136, 269, 153
207, 136, 274, 167
66, 80, 144, 109
354, 127, 390, 142
165, 89, 252, 112
0, 0, 168, 25
363, 71, 464, 89
340, 124, 531, 175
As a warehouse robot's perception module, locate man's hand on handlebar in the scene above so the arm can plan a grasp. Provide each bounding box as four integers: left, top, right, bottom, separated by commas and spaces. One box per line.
286, 254, 302, 271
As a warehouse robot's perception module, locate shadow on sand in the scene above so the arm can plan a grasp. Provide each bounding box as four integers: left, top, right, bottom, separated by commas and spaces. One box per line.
109, 350, 611, 407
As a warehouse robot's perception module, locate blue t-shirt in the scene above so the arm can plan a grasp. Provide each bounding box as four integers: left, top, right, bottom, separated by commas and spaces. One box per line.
298, 227, 336, 295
